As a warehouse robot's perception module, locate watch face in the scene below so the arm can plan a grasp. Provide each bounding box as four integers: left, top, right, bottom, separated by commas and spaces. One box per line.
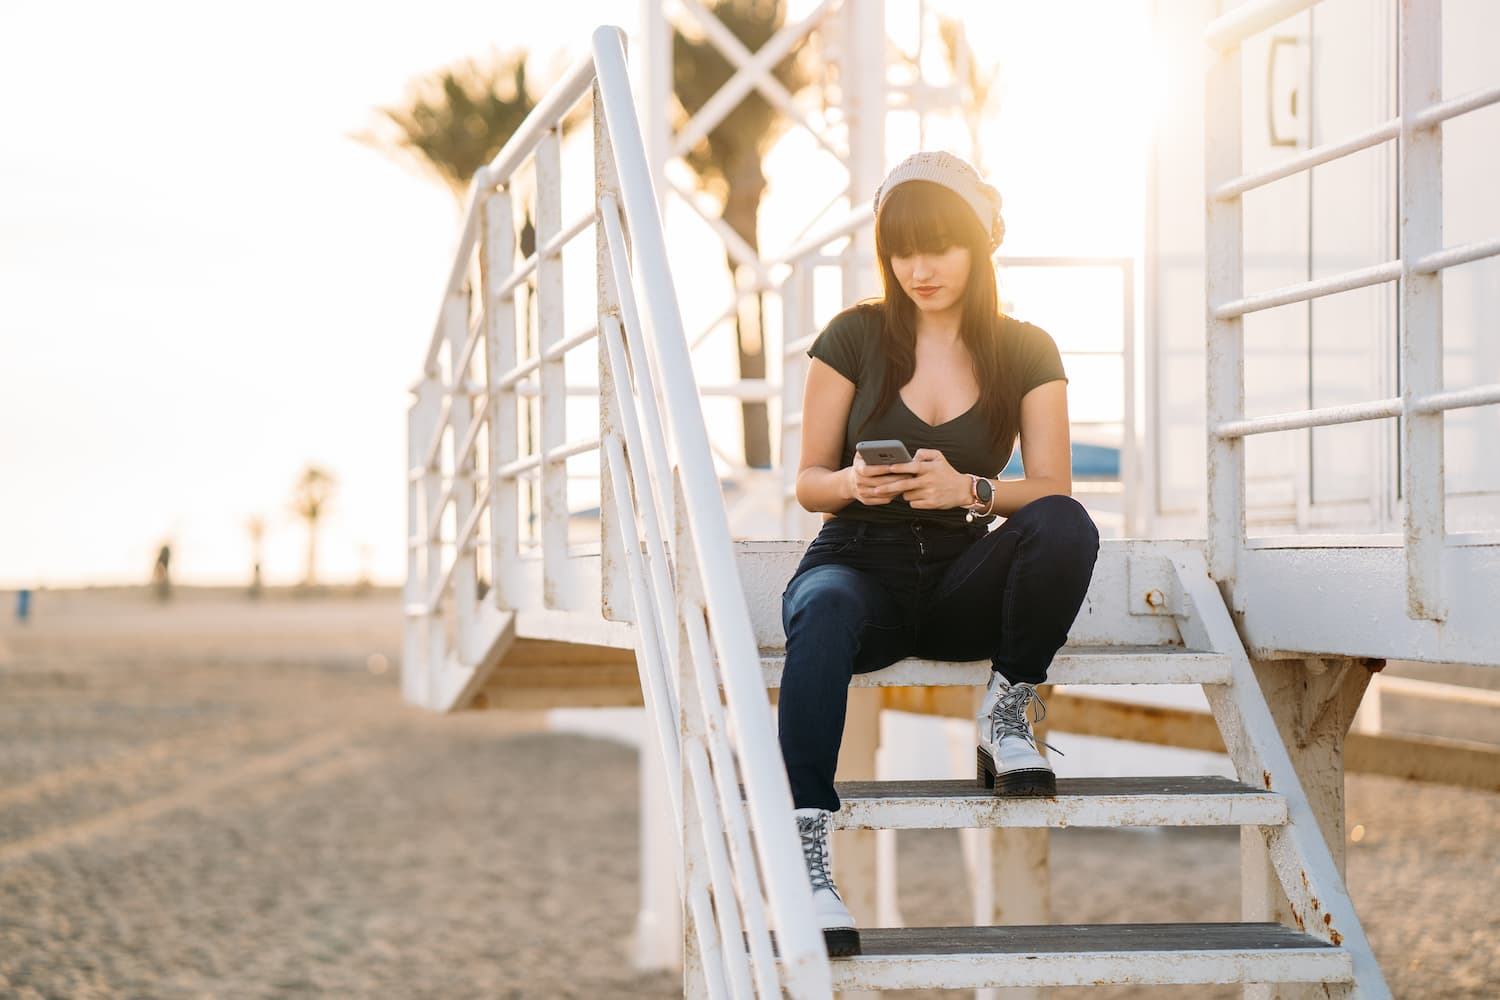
976, 477, 994, 503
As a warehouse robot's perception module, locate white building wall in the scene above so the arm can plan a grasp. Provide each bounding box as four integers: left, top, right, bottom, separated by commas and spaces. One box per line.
1145, 0, 1500, 541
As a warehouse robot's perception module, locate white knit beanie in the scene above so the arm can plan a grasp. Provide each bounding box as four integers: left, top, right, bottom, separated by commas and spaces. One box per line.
872, 150, 1006, 251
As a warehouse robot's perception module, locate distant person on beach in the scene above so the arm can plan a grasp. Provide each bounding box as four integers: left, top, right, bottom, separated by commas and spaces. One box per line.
151, 543, 172, 601
247, 515, 265, 599
780, 151, 1100, 957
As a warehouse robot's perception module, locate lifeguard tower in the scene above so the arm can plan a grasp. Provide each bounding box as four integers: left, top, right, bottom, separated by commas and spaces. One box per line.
400, 1, 1500, 995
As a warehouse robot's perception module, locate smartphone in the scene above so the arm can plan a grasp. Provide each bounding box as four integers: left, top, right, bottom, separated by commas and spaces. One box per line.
854, 439, 913, 466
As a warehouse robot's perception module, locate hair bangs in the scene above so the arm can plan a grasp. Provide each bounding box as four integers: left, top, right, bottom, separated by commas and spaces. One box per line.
875, 180, 983, 258
868, 177, 1017, 455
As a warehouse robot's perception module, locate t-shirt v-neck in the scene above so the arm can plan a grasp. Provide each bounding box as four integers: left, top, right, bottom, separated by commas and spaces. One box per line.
806, 302, 1068, 528
897, 389, 979, 430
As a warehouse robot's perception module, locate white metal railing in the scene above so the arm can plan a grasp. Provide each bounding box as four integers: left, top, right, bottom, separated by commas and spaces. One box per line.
469, 0, 1017, 518
1204, 0, 1500, 621
404, 24, 833, 997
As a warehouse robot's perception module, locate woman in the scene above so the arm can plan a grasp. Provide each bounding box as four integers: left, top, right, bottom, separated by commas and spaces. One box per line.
781, 151, 1101, 957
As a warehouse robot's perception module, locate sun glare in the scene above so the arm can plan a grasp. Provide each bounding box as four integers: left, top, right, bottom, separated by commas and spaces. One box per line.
961, 1, 1155, 257
2, 0, 1158, 587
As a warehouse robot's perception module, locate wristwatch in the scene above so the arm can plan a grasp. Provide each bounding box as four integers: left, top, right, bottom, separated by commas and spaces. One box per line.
966, 474, 995, 522
973, 476, 994, 508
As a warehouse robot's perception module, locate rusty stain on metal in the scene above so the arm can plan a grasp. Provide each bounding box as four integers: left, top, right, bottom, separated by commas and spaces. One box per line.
1311, 896, 1320, 911
1263, 770, 1272, 789
1288, 902, 1305, 931
1324, 913, 1333, 926
1144, 588, 1166, 613
1330, 929, 1344, 946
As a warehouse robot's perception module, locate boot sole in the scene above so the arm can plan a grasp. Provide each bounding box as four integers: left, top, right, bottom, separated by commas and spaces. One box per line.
977, 746, 1056, 797
823, 927, 861, 958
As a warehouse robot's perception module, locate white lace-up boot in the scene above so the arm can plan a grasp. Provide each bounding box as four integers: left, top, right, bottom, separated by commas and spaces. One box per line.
976, 673, 1060, 796
794, 807, 860, 957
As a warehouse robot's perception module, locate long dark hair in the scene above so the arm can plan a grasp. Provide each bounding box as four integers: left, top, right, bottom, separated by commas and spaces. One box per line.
866, 180, 1023, 455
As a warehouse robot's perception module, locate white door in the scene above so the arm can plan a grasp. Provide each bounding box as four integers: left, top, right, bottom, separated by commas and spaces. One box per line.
1144, 0, 1314, 537
1298, 0, 1500, 537
1436, 0, 1500, 535
1239, 3, 1315, 535
1299, 0, 1398, 535
1145, 0, 1498, 541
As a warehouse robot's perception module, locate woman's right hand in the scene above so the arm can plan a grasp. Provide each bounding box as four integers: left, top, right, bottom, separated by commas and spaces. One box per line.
849, 454, 914, 506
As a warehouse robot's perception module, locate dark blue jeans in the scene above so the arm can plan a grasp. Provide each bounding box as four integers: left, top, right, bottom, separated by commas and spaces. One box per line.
778, 494, 1101, 811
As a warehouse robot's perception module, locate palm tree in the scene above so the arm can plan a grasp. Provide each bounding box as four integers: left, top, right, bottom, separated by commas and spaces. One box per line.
936, 15, 1005, 174
355, 48, 592, 250
291, 466, 336, 588
673, 0, 813, 468
355, 49, 542, 259
357, 49, 537, 202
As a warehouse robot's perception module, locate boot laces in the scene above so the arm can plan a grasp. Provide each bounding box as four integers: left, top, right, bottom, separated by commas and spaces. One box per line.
988, 682, 1063, 756
796, 811, 839, 897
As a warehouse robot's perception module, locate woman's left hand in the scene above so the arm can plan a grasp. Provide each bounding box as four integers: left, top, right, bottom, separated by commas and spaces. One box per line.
889, 448, 972, 510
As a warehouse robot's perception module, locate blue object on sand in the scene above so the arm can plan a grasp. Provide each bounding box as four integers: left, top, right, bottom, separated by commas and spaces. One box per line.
1001, 443, 1121, 479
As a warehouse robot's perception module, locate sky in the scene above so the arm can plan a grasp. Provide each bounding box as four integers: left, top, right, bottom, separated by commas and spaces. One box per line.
0, 0, 1154, 589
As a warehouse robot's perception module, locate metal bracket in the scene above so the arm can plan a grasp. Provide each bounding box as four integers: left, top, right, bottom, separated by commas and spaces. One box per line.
1127, 553, 1184, 617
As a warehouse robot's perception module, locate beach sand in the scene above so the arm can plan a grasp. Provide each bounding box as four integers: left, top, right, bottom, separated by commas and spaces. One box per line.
1, 588, 1495, 999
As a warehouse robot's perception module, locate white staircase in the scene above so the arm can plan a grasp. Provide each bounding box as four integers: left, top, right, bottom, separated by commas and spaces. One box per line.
743, 542, 1381, 995
387, 13, 1486, 999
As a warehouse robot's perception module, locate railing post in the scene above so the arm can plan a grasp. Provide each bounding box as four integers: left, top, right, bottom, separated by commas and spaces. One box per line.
404, 382, 438, 706
1204, 34, 1247, 605
535, 125, 575, 609
481, 184, 521, 610
1398, 0, 1447, 621
421, 384, 448, 706
597, 76, 685, 975
675, 474, 732, 999
596, 80, 633, 624
599, 229, 683, 698
444, 289, 478, 653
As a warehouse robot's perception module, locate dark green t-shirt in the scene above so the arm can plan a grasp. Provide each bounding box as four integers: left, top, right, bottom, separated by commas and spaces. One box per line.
807, 302, 1068, 528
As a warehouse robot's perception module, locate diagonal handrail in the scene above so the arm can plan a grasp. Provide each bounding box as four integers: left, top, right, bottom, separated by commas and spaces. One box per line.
406, 23, 835, 998
590, 26, 832, 996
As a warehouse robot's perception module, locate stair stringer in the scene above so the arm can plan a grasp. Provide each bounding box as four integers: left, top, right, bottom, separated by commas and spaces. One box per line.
1170, 549, 1391, 999
428, 602, 517, 714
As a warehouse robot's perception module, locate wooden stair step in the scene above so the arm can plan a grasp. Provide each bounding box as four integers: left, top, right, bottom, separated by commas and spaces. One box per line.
833, 775, 1287, 829
821, 922, 1351, 991
760, 645, 1230, 689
